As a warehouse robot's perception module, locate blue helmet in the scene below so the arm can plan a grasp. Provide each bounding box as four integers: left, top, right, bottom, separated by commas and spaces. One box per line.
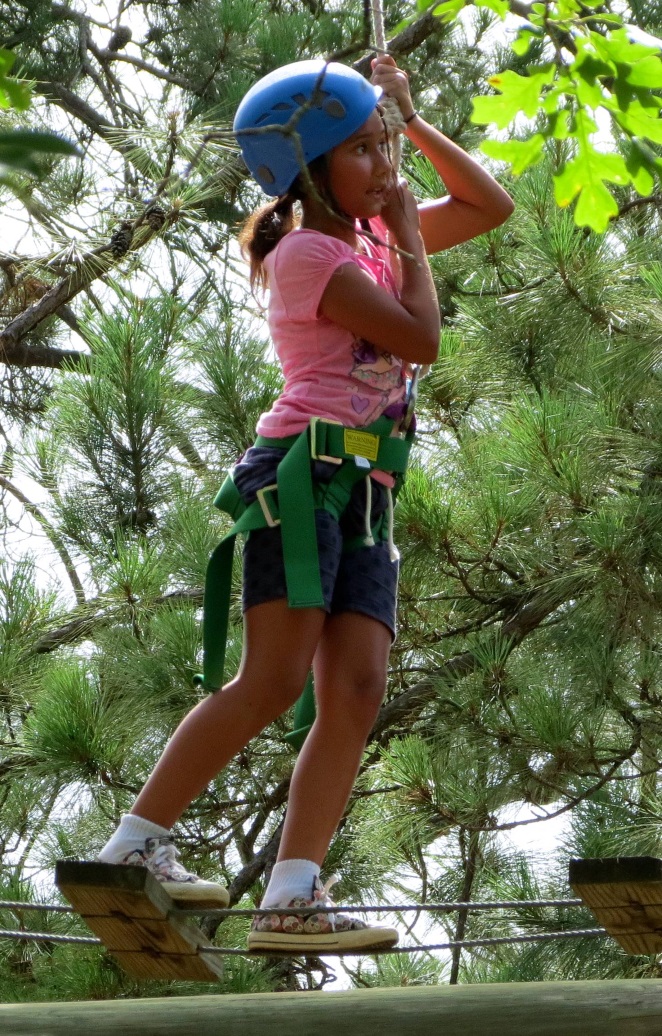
234, 60, 382, 197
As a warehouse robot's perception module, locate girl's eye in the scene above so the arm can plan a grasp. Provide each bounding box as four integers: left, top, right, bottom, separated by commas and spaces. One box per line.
379, 140, 389, 153
355, 144, 367, 154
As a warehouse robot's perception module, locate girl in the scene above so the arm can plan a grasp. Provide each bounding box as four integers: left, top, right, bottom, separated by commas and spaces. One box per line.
97, 55, 514, 953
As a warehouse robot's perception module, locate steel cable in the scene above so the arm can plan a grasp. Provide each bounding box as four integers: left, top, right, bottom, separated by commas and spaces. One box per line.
0, 925, 608, 956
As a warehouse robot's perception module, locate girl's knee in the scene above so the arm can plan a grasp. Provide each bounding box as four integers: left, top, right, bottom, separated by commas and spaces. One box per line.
318, 670, 386, 725
226, 668, 309, 717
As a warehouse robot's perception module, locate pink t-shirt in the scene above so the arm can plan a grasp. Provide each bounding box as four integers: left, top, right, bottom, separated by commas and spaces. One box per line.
257, 220, 410, 441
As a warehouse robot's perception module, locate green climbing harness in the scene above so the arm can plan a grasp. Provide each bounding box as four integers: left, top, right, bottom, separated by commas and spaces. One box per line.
194, 413, 414, 744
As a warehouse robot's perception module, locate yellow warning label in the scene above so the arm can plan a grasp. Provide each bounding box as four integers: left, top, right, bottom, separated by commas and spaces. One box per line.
344, 429, 379, 463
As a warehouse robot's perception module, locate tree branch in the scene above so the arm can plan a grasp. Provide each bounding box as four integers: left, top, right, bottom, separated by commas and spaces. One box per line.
0, 208, 172, 363
0, 472, 86, 604
354, 9, 447, 75
370, 580, 580, 743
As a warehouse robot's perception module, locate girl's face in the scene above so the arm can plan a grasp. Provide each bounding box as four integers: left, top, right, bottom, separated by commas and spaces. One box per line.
325, 109, 393, 219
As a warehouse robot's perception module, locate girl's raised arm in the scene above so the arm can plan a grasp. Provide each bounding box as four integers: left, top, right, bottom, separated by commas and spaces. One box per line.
371, 56, 515, 254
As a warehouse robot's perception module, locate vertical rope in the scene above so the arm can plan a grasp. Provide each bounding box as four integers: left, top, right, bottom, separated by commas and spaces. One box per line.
371, 0, 403, 171
369, 0, 426, 421
371, 0, 386, 52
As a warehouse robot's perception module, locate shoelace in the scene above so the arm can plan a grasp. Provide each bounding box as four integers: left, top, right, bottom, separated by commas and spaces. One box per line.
312, 873, 340, 930
148, 839, 192, 881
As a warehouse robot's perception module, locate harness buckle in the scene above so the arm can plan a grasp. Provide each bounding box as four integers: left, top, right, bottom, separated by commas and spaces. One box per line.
256, 484, 280, 527
310, 416, 343, 465
402, 366, 422, 433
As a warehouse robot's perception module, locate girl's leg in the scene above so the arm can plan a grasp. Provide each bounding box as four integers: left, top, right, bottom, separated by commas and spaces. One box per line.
277, 611, 391, 865
248, 611, 399, 952
129, 600, 327, 829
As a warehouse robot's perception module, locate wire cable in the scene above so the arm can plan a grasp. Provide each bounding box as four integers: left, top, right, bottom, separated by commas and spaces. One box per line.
0, 925, 608, 956
0, 900, 74, 914
0, 897, 585, 918
0, 929, 102, 947
173, 899, 586, 919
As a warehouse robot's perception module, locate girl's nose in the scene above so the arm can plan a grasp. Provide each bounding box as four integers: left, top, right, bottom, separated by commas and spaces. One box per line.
375, 147, 391, 173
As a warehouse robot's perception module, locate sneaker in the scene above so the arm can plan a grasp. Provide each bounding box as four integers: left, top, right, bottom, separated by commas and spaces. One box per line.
119, 836, 230, 908
247, 874, 398, 953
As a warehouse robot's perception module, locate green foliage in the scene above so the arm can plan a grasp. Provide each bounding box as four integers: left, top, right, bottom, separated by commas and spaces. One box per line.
0, 49, 30, 111
3, 0, 662, 1004
20, 661, 141, 784
469, 19, 662, 230
0, 48, 78, 193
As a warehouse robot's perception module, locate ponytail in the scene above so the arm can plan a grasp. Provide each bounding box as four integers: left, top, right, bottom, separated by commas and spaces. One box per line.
238, 155, 330, 292
238, 193, 298, 292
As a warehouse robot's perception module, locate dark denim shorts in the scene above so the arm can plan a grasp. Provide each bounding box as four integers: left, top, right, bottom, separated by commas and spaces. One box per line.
232, 446, 399, 638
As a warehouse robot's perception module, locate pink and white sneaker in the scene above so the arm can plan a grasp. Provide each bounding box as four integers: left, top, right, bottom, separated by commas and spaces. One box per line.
247, 874, 398, 953
120, 836, 229, 908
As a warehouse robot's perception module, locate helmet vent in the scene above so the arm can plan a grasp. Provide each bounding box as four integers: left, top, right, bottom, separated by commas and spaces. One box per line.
324, 99, 346, 119
256, 164, 275, 185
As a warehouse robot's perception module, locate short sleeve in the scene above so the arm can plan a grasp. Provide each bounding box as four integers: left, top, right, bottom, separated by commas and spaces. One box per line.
268, 230, 356, 322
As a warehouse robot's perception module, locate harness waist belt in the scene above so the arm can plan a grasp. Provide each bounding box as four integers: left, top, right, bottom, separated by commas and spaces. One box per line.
196, 415, 413, 695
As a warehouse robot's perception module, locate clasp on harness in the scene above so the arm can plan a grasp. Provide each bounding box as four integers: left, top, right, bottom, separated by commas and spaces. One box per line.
256, 484, 280, 527
310, 416, 343, 465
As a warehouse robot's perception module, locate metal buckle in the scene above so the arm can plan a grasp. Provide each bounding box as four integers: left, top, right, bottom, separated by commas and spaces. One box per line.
402, 366, 421, 432
256, 484, 280, 527
310, 416, 343, 465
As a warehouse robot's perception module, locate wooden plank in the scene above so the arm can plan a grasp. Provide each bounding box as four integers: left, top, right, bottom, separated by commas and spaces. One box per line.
55, 860, 224, 981
2, 980, 662, 1035
106, 949, 220, 982
570, 856, 662, 954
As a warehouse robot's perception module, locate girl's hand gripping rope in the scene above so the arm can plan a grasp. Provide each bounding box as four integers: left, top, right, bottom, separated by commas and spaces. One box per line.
370, 54, 416, 125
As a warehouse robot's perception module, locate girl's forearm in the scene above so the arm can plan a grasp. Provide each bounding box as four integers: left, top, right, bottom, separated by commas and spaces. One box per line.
395, 229, 441, 363
405, 115, 514, 216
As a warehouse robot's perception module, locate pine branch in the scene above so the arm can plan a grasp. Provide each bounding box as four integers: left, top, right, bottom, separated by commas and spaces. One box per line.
30, 588, 202, 655
371, 580, 577, 743
38, 81, 118, 145
0, 473, 85, 603
0, 206, 172, 365
88, 42, 194, 91
0, 341, 86, 370
225, 820, 283, 908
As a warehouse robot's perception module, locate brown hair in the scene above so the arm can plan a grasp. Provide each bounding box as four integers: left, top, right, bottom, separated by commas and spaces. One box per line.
238, 155, 340, 292
238, 192, 299, 293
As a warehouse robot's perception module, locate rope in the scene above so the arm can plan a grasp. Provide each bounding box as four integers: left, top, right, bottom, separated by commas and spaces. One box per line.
0, 897, 585, 917
0, 900, 74, 914
0, 929, 102, 947
173, 898, 586, 918
0, 896, 602, 958
0, 926, 608, 956
371, 0, 404, 169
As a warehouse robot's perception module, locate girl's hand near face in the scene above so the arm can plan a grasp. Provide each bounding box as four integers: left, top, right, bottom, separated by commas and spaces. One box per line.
380, 177, 421, 250
371, 55, 515, 252
370, 54, 416, 123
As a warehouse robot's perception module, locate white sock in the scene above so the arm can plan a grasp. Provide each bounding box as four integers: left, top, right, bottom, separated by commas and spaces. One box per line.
262, 858, 320, 908
98, 814, 171, 863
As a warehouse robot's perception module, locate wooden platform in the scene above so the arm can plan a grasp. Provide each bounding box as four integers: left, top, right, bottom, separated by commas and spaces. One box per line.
55, 861, 225, 981
570, 856, 662, 955
3, 981, 662, 1035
